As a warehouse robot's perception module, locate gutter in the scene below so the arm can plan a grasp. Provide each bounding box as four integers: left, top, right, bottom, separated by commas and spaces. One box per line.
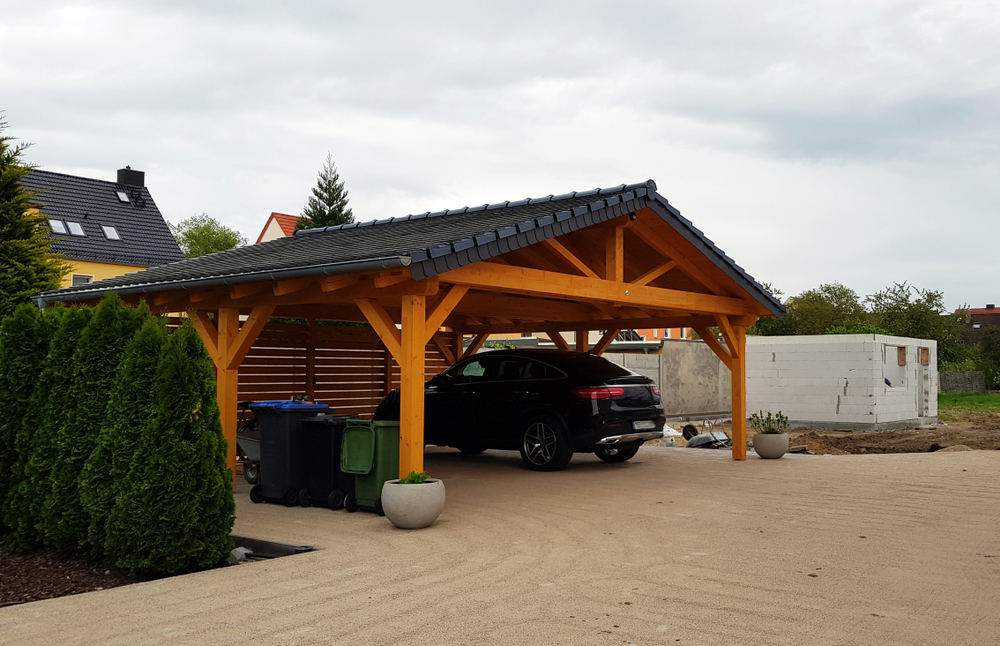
32, 255, 410, 309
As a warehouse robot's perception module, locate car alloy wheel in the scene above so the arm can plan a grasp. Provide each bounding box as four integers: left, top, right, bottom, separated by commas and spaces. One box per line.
519, 413, 573, 471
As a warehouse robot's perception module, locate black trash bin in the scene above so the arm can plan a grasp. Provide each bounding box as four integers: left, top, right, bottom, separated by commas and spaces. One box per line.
299, 414, 357, 509
249, 400, 329, 506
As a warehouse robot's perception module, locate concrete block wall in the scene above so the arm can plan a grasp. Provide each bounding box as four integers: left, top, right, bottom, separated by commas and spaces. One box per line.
747, 335, 937, 431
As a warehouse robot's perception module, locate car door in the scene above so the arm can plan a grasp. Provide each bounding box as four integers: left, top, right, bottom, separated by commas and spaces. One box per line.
424, 355, 496, 447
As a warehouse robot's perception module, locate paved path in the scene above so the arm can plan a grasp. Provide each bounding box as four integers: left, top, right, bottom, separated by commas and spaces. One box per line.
3, 447, 998, 645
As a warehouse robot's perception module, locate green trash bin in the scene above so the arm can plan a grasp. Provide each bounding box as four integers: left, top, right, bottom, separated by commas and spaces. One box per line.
341, 419, 400, 515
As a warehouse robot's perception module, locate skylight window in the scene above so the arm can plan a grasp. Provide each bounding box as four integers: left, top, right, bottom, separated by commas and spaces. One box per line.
116, 190, 130, 203
48, 219, 67, 234
66, 222, 86, 236
101, 225, 121, 240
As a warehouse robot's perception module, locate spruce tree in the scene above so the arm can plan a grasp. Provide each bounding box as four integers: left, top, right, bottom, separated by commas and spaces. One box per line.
107, 322, 235, 575
17, 306, 90, 551
0, 304, 58, 543
0, 117, 69, 318
296, 152, 353, 229
79, 314, 166, 555
42, 294, 145, 554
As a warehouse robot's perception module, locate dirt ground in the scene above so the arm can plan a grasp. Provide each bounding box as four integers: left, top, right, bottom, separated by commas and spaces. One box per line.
0, 548, 148, 608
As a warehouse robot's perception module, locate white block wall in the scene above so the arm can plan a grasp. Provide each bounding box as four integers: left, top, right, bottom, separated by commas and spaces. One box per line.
746, 335, 937, 431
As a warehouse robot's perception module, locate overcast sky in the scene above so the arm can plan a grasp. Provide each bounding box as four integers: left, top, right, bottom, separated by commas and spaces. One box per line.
3, 1, 998, 310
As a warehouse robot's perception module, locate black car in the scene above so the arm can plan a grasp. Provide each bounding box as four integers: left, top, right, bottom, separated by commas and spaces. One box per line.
375, 349, 665, 471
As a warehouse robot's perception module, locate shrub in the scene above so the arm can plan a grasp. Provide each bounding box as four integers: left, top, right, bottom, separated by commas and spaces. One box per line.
0, 304, 59, 544
42, 294, 146, 554
106, 322, 234, 575
79, 314, 165, 556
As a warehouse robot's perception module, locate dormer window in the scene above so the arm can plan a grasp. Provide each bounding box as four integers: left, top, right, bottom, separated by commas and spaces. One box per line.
116, 190, 130, 203
48, 219, 67, 234
101, 225, 121, 240
66, 222, 86, 236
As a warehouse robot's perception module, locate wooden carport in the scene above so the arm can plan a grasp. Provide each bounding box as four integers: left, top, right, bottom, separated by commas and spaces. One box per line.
36, 180, 784, 479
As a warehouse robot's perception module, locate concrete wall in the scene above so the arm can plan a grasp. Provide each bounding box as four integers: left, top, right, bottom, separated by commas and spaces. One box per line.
746, 335, 937, 431
939, 371, 985, 393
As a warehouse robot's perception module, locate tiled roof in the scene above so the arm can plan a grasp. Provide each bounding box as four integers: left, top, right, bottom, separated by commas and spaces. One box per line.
36, 180, 784, 317
255, 212, 299, 243
21, 169, 184, 268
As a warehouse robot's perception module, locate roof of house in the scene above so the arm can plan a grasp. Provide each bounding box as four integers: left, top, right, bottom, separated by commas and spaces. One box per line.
968, 308, 1000, 316
255, 212, 299, 244
35, 179, 785, 317
21, 169, 185, 268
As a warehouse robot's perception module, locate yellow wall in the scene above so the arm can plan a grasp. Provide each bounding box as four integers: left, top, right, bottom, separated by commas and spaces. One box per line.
63, 260, 148, 287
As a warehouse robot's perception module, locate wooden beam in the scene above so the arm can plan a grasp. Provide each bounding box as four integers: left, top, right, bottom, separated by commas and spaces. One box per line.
451, 329, 463, 364
189, 289, 217, 304
541, 238, 600, 278
693, 325, 732, 370
229, 283, 267, 300
547, 329, 571, 351
189, 310, 220, 365
399, 294, 426, 478
714, 314, 740, 360
632, 217, 728, 296
373, 270, 410, 289
273, 278, 314, 297
226, 304, 276, 370
423, 285, 469, 345
460, 332, 489, 360
321, 275, 360, 293
457, 291, 602, 323
441, 262, 749, 315
631, 260, 678, 287
730, 325, 747, 461
355, 298, 402, 363
455, 314, 719, 335
576, 330, 589, 353
606, 225, 624, 283
592, 329, 620, 356
431, 332, 456, 365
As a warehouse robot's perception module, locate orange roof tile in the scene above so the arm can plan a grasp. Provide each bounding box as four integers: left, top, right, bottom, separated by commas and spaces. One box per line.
255, 212, 299, 244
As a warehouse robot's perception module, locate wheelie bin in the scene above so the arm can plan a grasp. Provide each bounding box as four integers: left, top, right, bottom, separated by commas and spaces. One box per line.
299, 414, 356, 509
249, 400, 329, 506
340, 419, 400, 515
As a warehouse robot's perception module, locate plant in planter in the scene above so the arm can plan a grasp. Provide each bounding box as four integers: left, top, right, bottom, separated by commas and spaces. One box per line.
748, 410, 790, 459
380, 470, 446, 529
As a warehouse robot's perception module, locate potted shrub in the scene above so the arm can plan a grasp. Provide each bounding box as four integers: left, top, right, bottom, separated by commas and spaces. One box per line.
381, 471, 446, 529
748, 410, 790, 459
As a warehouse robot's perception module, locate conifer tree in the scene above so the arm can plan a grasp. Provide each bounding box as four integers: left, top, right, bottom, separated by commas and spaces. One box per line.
0, 304, 58, 542
0, 117, 68, 317
42, 294, 146, 554
79, 307, 160, 556
17, 306, 90, 550
107, 322, 235, 575
296, 152, 353, 229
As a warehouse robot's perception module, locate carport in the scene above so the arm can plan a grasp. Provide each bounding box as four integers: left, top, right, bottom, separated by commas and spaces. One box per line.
36, 180, 784, 477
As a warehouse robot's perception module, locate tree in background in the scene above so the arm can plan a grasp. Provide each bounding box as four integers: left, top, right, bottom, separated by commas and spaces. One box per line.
296, 152, 353, 229
169, 214, 247, 258
865, 282, 968, 364
783, 282, 866, 335
107, 322, 234, 575
0, 118, 69, 317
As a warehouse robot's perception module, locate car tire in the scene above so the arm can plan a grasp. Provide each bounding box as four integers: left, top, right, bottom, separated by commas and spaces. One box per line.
242, 462, 260, 485
594, 445, 640, 463
519, 413, 573, 472
249, 484, 264, 504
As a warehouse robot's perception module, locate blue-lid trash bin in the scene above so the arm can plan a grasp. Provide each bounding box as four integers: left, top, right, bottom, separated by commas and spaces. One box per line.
249, 400, 329, 507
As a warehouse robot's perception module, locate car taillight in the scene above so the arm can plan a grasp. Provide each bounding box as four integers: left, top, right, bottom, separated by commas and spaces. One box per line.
573, 386, 626, 399
652, 385, 660, 396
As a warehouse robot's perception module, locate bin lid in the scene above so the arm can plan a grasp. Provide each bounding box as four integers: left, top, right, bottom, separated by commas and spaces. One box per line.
250, 400, 330, 411
341, 423, 375, 474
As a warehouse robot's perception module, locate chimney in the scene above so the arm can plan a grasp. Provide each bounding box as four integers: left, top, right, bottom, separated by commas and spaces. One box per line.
117, 166, 145, 187
987, 304, 995, 310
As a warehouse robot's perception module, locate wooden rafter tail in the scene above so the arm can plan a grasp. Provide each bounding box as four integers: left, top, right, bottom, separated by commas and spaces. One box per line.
693, 325, 732, 370
373, 270, 410, 288
591, 329, 620, 356
230, 283, 266, 300
273, 278, 314, 297
321, 275, 360, 293
460, 332, 489, 360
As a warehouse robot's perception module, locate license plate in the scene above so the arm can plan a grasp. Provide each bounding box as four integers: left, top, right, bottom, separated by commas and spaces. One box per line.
632, 420, 657, 430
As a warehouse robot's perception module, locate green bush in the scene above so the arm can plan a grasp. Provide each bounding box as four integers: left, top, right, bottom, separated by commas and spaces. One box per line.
20, 307, 91, 550
79, 313, 164, 556
0, 304, 59, 544
42, 294, 146, 554
106, 322, 234, 575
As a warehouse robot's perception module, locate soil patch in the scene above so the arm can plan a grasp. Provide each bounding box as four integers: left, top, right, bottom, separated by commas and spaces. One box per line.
789, 418, 1000, 455
0, 546, 151, 608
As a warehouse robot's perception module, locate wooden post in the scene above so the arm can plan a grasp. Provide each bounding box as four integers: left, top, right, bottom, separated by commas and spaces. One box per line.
399, 295, 426, 478
217, 308, 241, 484
451, 329, 463, 364
576, 330, 589, 352
730, 324, 747, 460
306, 318, 317, 400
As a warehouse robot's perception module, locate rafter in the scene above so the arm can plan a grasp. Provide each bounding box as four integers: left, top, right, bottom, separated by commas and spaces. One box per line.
373, 270, 411, 288
631, 260, 678, 287
632, 217, 728, 296
541, 238, 600, 278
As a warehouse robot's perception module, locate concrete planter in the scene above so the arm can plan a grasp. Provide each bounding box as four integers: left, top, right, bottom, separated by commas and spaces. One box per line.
752, 433, 789, 459
381, 479, 446, 529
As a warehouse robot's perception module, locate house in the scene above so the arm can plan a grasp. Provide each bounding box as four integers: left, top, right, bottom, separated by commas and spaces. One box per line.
963, 304, 1000, 344
255, 212, 299, 243
22, 167, 184, 286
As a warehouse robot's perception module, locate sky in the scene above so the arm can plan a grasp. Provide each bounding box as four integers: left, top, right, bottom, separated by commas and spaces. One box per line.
3, 1, 998, 310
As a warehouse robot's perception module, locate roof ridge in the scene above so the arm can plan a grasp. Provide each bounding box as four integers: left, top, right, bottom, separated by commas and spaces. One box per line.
293, 180, 656, 236
28, 168, 139, 189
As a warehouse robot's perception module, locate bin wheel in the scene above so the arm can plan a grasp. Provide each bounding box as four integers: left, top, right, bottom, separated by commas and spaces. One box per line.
242, 462, 260, 485
344, 491, 359, 513
282, 488, 299, 507
249, 484, 264, 504
298, 488, 312, 508
327, 490, 345, 510
375, 497, 385, 517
